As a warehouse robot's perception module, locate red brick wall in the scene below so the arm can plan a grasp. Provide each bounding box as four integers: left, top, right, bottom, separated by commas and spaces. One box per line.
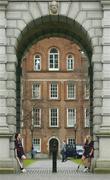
21, 37, 90, 154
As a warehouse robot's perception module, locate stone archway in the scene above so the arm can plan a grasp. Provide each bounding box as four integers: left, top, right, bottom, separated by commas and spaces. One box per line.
16, 15, 92, 61
16, 14, 94, 165
16, 15, 93, 133
17, 15, 93, 172
1, 0, 108, 173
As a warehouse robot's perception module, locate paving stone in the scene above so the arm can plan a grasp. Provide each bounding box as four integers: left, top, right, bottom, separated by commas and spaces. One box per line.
0, 159, 110, 180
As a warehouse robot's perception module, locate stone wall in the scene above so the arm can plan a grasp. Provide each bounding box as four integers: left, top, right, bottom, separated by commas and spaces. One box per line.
1, 0, 110, 172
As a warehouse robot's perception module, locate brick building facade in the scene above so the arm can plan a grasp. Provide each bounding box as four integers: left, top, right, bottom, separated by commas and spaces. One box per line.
21, 37, 90, 157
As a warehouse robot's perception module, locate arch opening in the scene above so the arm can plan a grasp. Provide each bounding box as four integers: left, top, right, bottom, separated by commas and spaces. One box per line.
16, 15, 93, 158
16, 15, 93, 61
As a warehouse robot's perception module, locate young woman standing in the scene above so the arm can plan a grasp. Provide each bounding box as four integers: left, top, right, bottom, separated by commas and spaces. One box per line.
14, 133, 26, 173
82, 135, 94, 172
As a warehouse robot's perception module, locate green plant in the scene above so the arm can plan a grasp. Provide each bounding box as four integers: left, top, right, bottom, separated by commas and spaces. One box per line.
24, 159, 37, 167
71, 158, 83, 165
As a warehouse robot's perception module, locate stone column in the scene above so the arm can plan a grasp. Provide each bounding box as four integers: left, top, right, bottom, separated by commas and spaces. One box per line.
95, 0, 110, 172
0, 0, 17, 173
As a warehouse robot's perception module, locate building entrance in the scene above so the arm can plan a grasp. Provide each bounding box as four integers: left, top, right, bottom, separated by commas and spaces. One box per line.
49, 138, 58, 157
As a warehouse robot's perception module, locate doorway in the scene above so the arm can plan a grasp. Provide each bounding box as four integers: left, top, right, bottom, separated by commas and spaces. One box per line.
49, 138, 58, 157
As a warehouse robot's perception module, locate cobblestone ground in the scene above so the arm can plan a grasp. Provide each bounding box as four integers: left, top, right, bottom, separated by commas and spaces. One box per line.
0, 159, 110, 180
25, 159, 84, 175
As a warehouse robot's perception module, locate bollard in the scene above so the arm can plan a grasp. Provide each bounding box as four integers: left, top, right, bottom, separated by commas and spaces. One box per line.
52, 142, 57, 173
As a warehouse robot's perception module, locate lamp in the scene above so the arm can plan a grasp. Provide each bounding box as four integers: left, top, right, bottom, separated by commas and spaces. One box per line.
74, 123, 77, 146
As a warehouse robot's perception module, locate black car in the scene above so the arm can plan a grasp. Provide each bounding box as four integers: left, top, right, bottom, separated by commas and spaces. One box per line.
66, 144, 77, 158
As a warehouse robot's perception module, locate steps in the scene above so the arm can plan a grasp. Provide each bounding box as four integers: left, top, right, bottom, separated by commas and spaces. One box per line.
0, 168, 15, 174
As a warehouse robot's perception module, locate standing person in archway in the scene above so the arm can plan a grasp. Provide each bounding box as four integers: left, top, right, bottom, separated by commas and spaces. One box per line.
81, 135, 94, 172
31, 144, 34, 159
61, 140, 67, 162
14, 133, 26, 173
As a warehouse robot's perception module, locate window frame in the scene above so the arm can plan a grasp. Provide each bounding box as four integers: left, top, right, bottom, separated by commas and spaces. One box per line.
32, 82, 41, 99
67, 54, 74, 71
67, 108, 76, 127
49, 82, 58, 99
48, 48, 59, 71
67, 138, 75, 145
84, 83, 89, 99
84, 108, 90, 128
32, 138, 41, 152
49, 108, 59, 127
34, 54, 41, 71
32, 107, 41, 127
67, 83, 76, 99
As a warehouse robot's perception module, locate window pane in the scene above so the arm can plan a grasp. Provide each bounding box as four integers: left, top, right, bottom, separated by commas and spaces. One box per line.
32, 108, 41, 127
50, 82, 58, 98
33, 138, 41, 152
49, 48, 59, 70
67, 109, 75, 127
85, 109, 90, 127
67, 84, 75, 99
50, 108, 58, 127
50, 55, 54, 68
67, 55, 74, 70
85, 83, 89, 99
32, 83, 40, 99
34, 55, 41, 71
68, 138, 75, 145
50, 48, 58, 53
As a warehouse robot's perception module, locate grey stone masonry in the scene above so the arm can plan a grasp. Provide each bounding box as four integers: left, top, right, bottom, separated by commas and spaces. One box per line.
0, 1, 9, 131
93, 0, 110, 173
0, 0, 17, 172
101, 1, 110, 126
0, 0, 110, 174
